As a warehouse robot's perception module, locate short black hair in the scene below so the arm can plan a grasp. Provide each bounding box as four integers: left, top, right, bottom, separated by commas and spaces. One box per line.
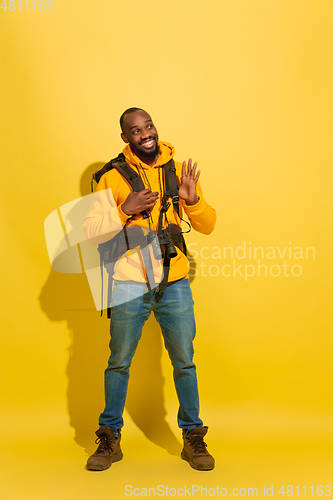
119, 107, 146, 133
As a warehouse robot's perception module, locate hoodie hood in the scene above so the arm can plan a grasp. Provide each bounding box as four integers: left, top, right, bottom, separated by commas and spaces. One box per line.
122, 141, 175, 169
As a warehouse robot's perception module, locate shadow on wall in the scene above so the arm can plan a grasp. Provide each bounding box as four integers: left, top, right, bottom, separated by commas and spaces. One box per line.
39, 161, 198, 457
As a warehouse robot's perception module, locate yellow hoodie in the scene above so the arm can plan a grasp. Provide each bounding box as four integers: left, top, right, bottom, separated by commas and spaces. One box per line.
83, 141, 216, 283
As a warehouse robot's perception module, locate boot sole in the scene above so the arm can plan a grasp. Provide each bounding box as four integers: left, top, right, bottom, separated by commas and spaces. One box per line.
181, 450, 215, 471
86, 450, 123, 471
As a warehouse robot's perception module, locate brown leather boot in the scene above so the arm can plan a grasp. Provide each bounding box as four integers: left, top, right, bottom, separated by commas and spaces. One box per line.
86, 427, 123, 471
181, 426, 215, 471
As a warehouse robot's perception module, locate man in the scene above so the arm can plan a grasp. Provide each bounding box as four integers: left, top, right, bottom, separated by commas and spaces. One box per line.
83, 108, 216, 471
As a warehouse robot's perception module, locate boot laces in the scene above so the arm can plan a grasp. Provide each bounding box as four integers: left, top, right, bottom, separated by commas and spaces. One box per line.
95, 435, 115, 454
189, 434, 208, 454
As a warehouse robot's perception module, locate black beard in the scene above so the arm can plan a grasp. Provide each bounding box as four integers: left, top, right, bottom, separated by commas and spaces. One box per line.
140, 142, 159, 158
132, 136, 159, 158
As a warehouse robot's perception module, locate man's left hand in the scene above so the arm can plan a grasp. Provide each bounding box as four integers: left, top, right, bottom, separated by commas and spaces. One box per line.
179, 158, 201, 205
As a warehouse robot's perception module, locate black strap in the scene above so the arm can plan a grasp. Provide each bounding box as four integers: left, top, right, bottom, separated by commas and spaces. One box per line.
106, 264, 114, 319
92, 153, 126, 187
99, 251, 104, 316
112, 161, 145, 192
113, 161, 149, 219
154, 256, 171, 303
163, 159, 180, 217
140, 238, 156, 292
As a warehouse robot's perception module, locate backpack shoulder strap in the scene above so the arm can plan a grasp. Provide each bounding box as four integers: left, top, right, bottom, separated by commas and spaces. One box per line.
91, 153, 145, 193
92, 153, 149, 221
92, 153, 125, 188
112, 158, 145, 192
163, 159, 180, 217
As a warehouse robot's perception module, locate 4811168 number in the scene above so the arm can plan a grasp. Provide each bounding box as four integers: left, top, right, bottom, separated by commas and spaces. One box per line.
1, 0, 53, 11
278, 485, 331, 496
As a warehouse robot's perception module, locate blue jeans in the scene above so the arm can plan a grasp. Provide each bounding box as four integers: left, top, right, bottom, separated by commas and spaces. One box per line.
99, 278, 203, 432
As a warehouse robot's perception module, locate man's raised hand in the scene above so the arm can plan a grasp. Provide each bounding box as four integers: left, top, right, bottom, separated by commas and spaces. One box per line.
179, 158, 201, 205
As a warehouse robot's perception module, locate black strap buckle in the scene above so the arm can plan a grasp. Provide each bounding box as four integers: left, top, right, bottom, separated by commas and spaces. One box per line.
161, 200, 171, 212
154, 288, 164, 302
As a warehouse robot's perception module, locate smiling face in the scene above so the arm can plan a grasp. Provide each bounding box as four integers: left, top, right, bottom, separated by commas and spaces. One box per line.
121, 110, 159, 160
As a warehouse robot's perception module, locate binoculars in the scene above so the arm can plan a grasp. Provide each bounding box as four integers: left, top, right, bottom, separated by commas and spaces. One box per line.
148, 227, 178, 260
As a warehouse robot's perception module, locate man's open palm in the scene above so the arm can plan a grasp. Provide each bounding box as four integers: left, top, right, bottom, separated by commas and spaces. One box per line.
179, 158, 201, 205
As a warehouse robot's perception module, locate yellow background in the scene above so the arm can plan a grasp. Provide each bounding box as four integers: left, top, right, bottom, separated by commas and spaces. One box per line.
1, 0, 333, 498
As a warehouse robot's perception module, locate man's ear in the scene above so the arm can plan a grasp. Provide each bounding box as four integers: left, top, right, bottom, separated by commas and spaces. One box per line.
121, 133, 129, 144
